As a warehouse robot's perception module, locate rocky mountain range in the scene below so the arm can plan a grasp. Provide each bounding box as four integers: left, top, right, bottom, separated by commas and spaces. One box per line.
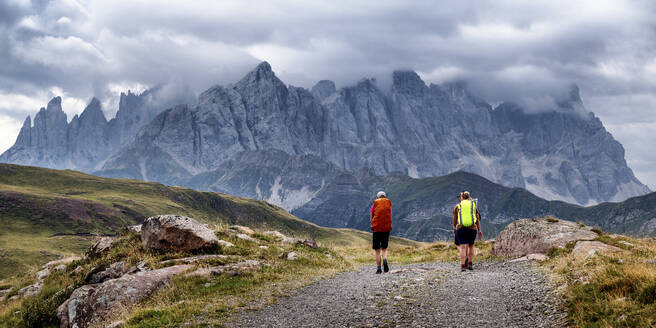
0, 61, 650, 211
98, 61, 647, 206
0, 87, 194, 172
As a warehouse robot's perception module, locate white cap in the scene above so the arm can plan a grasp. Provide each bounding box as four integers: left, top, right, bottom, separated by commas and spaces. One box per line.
377, 191, 386, 198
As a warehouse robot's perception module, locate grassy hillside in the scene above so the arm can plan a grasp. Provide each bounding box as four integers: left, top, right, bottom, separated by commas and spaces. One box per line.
0, 163, 415, 279
543, 230, 656, 327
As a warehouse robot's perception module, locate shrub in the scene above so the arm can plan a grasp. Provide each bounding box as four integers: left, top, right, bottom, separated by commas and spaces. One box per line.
21, 285, 73, 328
637, 283, 656, 304
547, 241, 576, 258
591, 227, 604, 235
546, 217, 559, 223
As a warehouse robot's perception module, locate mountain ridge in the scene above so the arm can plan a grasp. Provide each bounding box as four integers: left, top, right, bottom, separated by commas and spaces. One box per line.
99, 61, 649, 205
1, 61, 649, 206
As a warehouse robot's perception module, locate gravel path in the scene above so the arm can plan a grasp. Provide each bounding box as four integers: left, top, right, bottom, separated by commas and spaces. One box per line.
227, 260, 567, 328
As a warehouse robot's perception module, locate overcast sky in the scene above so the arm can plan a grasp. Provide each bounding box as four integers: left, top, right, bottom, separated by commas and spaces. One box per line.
1, 0, 655, 189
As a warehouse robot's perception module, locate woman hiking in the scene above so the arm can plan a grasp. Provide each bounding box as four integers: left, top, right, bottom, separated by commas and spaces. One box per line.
453, 191, 483, 271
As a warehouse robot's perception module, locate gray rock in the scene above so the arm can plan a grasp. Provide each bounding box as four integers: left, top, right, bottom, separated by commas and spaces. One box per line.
17, 282, 42, 298
218, 240, 235, 248
160, 254, 229, 264
35, 268, 51, 281
44, 256, 82, 269
236, 233, 257, 243
141, 215, 219, 252
231, 225, 255, 235
263, 231, 287, 240
89, 237, 116, 258
571, 241, 623, 258
53, 264, 67, 272
85, 261, 127, 284
492, 218, 597, 257
298, 238, 318, 249
107, 321, 125, 328
57, 265, 192, 328
126, 260, 149, 274
287, 252, 299, 261
186, 260, 261, 277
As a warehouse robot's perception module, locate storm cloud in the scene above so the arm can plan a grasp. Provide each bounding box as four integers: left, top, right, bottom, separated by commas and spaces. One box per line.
0, 0, 655, 188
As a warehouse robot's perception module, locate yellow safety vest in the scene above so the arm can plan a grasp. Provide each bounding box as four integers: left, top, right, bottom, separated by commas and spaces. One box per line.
458, 199, 477, 227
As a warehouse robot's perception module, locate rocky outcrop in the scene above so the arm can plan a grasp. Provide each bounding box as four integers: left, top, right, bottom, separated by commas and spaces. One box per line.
84, 262, 127, 284
231, 225, 255, 235
186, 260, 261, 277
492, 218, 598, 257
15, 256, 81, 299
571, 241, 623, 258
57, 265, 192, 328
141, 215, 219, 252
298, 238, 318, 249
88, 237, 116, 258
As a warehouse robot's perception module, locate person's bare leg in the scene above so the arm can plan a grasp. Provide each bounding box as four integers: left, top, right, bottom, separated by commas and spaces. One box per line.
459, 245, 467, 266
467, 244, 474, 264
375, 249, 381, 267
381, 248, 388, 260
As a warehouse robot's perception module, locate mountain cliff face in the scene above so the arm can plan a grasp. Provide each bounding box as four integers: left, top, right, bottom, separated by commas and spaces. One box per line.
0, 88, 193, 172
99, 62, 648, 206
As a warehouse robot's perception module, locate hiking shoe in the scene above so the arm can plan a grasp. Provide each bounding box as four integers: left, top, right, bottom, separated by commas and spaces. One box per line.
383, 259, 389, 273
461, 266, 466, 272
376, 268, 382, 274
467, 262, 473, 271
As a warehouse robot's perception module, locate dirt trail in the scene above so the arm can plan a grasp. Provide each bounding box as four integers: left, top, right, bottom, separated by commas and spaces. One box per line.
227, 260, 567, 328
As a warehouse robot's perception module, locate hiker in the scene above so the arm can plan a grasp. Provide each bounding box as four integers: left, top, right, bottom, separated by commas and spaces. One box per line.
453, 191, 482, 271
371, 191, 392, 274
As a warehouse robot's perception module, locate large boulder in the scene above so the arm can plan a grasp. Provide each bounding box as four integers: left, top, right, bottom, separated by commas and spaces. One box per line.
492, 218, 598, 257
57, 265, 191, 328
141, 215, 219, 252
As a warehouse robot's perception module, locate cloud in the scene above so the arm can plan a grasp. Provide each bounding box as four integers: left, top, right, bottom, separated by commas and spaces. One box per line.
0, 0, 655, 188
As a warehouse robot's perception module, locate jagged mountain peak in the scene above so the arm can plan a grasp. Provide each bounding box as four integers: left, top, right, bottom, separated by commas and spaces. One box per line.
80, 97, 107, 123
392, 70, 426, 94
46, 96, 63, 112
21, 115, 31, 128
237, 61, 278, 85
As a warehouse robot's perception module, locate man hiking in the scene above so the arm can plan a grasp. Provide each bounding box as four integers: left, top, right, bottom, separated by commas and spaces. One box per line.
453, 191, 482, 271
371, 191, 392, 274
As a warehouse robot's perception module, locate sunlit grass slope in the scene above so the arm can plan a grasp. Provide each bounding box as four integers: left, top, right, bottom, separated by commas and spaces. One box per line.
0, 163, 416, 279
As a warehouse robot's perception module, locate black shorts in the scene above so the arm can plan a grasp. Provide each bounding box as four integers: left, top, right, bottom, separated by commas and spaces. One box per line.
455, 227, 477, 246
372, 231, 390, 249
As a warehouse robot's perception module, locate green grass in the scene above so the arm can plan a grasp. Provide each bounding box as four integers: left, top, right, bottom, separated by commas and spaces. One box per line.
0, 219, 93, 280
541, 225, 656, 327
0, 163, 411, 279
